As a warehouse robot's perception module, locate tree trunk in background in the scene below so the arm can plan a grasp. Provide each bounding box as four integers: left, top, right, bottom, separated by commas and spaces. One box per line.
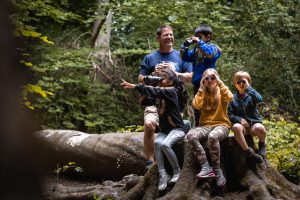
90, 0, 116, 83
94, 9, 112, 49
91, 0, 110, 48
37, 130, 300, 199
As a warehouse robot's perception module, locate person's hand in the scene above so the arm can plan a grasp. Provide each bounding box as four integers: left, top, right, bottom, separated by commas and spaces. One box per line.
244, 79, 250, 88
161, 62, 172, 69
191, 35, 200, 43
154, 64, 163, 75
211, 71, 221, 84
120, 79, 136, 89
240, 118, 250, 129
199, 76, 206, 91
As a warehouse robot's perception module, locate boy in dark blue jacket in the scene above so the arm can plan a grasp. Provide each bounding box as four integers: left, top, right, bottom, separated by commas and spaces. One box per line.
228, 71, 267, 163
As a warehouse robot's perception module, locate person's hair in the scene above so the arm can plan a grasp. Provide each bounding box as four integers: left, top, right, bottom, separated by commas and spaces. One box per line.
156, 25, 173, 36
194, 24, 213, 36
202, 68, 220, 110
160, 68, 188, 111
233, 71, 251, 84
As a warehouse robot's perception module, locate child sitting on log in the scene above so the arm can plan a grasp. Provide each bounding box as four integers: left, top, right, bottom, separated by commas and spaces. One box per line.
228, 71, 267, 163
186, 68, 233, 187
120, 68, 188, 191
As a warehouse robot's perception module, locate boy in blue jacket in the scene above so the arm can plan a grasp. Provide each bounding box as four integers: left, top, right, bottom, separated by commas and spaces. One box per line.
228, 71, 267, 163
180, 24, 222, 126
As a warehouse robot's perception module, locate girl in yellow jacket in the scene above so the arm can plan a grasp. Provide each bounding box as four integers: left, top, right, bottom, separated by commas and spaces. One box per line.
186, 68, 233, 187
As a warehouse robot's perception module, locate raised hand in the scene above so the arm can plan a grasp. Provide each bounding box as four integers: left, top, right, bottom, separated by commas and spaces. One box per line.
154, 64, 163, 75
191, 35, 200, 43
120, 79, 136, 89
244, 79, 250, 88
211, 71, 221, 84
199, 76, 206, 91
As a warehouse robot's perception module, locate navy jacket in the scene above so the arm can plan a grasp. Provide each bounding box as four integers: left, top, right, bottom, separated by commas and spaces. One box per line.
228, 86, 263, 126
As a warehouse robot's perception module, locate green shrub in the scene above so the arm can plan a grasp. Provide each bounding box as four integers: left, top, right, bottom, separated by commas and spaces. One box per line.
265, 118, 300, 184
30, 46, 144, 133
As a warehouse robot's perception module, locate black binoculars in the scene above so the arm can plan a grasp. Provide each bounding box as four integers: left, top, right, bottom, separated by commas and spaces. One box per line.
144, 76, 163, 85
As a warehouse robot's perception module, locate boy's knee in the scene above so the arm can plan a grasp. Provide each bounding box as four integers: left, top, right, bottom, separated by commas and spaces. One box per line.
232, 123, 243, 132
252, 124, 266, 134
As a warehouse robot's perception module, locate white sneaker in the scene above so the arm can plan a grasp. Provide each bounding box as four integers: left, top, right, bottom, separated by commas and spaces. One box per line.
158, 174, 171, 191
169, 171, 180, 183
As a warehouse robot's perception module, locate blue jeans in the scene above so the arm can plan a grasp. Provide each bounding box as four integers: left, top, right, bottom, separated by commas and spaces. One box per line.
154, 129, 185, 176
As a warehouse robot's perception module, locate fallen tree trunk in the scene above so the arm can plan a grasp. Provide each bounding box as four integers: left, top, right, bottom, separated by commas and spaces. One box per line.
36, 130, 146, 180
37, 130, 300, 200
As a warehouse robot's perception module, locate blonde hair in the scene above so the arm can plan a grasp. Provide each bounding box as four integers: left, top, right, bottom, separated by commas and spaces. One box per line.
202, 68, 220, 110
233, 71, 251, 84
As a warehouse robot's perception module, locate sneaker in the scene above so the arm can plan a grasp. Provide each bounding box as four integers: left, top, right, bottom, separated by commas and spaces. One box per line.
158, 174, 171, 191
214, 168, 226, 187
196, 164, 215, 179
169, 171, 180, 183
245, 148, 263, 164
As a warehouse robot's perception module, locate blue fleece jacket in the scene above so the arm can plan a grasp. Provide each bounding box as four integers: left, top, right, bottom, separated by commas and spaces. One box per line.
228, 86, 263, 126
181, 40, 222, 86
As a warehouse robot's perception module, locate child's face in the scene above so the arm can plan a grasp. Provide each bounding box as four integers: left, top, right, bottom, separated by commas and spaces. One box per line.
159, 75, 172, 87
204, 71, 217, 89
234, 77, 249, 92
195, 32, 210, 43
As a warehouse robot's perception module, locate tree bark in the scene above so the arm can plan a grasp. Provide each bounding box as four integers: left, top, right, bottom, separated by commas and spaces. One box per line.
36, 130, 147, 181
124, 137, 300, 200
37, 130, 300, 200
91, 0, 110, 48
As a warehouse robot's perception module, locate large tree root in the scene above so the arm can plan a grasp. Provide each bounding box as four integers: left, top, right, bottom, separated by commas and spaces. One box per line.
122, 137, 300, 200
43, 174, 142, 200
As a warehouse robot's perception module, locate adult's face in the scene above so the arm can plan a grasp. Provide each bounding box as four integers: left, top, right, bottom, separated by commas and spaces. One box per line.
157, 28, 174, 48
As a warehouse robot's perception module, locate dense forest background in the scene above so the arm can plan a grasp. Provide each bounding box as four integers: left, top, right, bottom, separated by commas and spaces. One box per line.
10, 0, 300, 183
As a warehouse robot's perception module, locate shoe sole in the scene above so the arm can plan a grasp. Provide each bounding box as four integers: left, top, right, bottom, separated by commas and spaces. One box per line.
158, 185, 167, 191
196, 172, 215, 179
168, 179, 178, 184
